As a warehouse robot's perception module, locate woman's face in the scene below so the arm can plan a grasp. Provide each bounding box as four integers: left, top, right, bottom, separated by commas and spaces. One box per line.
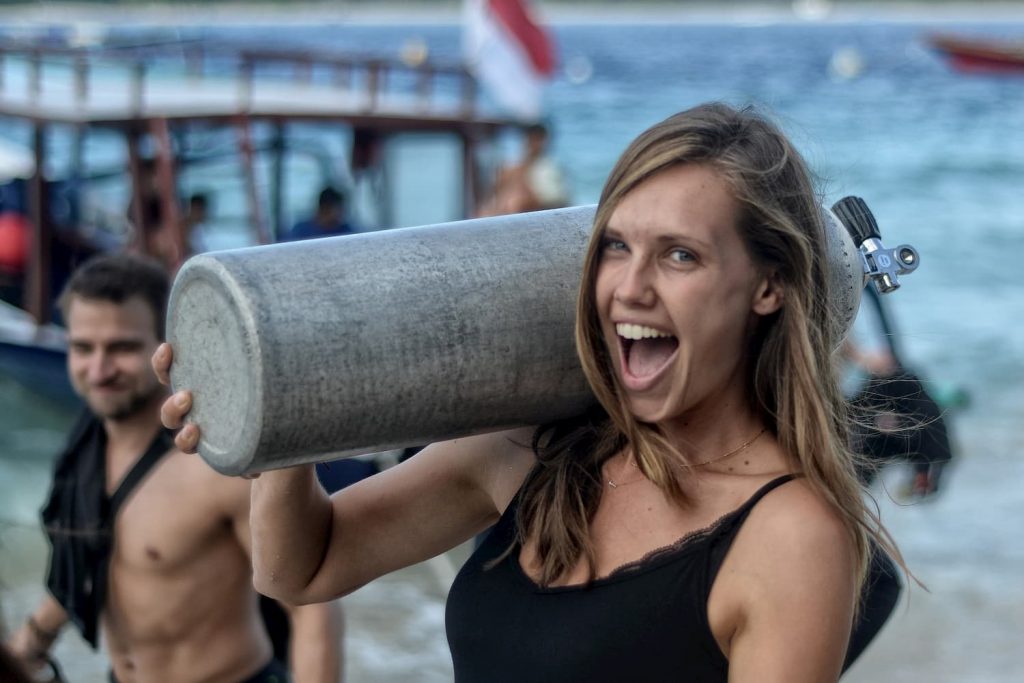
594, 163, 782, 427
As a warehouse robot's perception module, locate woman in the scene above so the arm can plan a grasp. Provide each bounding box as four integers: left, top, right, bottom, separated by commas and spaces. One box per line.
157, 102, 894, 681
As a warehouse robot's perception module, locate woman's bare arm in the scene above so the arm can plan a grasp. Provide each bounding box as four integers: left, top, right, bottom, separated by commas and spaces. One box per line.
716, 483, 857, 683
153, 343, 536, 605
249, 431, 533, 604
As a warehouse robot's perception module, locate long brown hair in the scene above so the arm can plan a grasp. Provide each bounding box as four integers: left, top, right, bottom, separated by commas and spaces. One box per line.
515, 102, 897, 590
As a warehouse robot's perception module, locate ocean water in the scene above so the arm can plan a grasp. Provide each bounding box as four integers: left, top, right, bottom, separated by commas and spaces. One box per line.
2, 9, 1024, 681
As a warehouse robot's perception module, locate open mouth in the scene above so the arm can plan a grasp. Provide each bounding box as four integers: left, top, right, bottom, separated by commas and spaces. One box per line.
616, 323, 679, 382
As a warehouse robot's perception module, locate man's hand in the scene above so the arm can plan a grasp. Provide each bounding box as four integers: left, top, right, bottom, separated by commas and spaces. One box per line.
6, 616, 58, 675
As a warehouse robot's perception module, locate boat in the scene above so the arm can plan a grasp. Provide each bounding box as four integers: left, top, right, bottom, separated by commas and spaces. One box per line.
0, 38, 528, 405
928, 34, 1024, 74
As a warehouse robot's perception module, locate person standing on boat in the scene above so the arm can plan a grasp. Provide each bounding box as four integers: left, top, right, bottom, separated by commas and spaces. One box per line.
478, 122, 570, 216
283, 186, 356, 242
5, 253, 342, 683
180, 192, 212, 256
156, 103, 906, 681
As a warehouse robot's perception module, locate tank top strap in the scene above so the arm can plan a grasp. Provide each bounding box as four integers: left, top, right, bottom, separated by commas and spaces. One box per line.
706, 473, 799, 582
728, 473, 798, 523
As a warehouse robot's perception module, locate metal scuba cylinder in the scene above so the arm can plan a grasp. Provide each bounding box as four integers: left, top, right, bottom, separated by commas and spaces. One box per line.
167, 201, 910, 475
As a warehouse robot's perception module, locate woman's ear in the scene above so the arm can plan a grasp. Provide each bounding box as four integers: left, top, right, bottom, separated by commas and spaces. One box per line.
751, 273, 784, 316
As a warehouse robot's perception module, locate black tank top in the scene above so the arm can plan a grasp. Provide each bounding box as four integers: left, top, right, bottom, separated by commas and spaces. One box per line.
446, 474, 796, 683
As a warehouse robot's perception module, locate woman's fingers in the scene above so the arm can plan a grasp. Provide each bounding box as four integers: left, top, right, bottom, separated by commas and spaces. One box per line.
152, 343, 173, 385
152, 345, 203, 455
175, 422, 200, 454
161, 390, 192, 429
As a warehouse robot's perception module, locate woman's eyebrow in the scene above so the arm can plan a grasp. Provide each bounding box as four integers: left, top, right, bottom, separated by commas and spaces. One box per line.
653, 232, 712, 250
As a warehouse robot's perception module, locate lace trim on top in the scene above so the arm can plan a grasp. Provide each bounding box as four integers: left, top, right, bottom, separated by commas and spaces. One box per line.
601, 473, 797, 580
603, 507, 738, 580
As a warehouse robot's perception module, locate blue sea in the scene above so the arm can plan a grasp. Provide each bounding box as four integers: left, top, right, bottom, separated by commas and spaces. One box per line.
2, 7, 1023, 681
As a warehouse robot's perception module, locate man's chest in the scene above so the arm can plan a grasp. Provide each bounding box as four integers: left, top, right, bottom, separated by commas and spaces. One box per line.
109, 466, 233, 574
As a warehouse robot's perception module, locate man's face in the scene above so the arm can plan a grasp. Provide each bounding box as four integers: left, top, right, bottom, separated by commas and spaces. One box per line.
66, 296, 164, 421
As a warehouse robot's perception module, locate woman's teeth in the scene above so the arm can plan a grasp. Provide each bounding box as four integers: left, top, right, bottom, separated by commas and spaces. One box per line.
616, 323, 674, 340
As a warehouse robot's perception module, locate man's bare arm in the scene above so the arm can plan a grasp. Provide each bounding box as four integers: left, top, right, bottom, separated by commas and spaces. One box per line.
225, 475, 344, 682
283, 601, 344, 683
6, 594, 69, 670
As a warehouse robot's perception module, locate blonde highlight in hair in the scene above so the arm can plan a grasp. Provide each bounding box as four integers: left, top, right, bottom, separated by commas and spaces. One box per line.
514, 102, 900, 593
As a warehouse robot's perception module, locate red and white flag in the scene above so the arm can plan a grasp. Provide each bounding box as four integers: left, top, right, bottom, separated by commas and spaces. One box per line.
463, 0, 556, 119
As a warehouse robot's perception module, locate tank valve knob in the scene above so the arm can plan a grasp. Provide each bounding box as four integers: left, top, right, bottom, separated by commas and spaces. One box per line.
832, 195, 919, 294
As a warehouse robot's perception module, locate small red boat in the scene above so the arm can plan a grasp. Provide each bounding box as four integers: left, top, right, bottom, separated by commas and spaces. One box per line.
929, 34, 1024, 74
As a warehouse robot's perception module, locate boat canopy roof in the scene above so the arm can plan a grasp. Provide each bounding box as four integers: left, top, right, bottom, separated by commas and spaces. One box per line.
0, 42, 526, 133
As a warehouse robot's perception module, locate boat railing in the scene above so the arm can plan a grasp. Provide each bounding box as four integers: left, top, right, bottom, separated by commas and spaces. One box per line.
0, 42, 482, 122
234, 47, 479, 118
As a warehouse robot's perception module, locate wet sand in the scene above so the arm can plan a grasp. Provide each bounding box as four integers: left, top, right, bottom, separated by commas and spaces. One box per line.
5, 441, 1022, 682
844, 441, 1024, 682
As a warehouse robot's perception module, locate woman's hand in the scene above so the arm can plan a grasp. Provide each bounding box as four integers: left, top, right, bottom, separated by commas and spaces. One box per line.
152, 342, 200, 454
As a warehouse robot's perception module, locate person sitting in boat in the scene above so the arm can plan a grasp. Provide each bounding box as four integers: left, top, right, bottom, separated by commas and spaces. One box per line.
283, 186, 356, 242
126, 158, 180, 270
180, 192, 211, 256
6, 253, 342, 683
478, 122, 570, 217
156, 102, 907, 682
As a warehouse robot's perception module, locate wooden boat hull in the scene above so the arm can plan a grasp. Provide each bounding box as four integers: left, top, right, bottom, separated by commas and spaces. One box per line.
0, 337, 77, 409
929, 34, 1024, 73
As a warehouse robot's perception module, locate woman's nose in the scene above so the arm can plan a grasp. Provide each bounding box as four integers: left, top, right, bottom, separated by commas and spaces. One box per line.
614, 260, 656, 306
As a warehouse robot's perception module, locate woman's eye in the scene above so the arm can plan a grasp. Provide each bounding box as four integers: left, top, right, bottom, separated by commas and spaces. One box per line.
602, 238, 627, 252
668, 248, 695, 263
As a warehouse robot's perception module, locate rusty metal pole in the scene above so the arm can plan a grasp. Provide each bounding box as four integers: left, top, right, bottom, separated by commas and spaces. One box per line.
235, 116, 270, 245
150, 117, 183, 266
270, 120, 286, 241
25, 124, 50, 324
126, 129, 147, 252
460, 127, 478, 219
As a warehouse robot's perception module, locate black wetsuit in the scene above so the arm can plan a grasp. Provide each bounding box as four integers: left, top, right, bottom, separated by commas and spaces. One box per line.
109, 658, 288, 683
850, 285, 955, 489
447, 475, 798, 682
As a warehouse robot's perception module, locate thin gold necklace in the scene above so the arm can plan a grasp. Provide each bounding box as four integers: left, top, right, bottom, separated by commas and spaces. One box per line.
606, 427, 768, 488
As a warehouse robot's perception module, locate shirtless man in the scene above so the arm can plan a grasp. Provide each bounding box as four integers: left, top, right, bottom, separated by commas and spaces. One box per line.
6, 253, 341, 683
478, 123, 569, 217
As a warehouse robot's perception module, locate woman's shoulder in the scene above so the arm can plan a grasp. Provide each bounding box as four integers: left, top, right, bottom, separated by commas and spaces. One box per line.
741, 476, 853, 554
712, 476, 858, 679
723, 476, 857, 607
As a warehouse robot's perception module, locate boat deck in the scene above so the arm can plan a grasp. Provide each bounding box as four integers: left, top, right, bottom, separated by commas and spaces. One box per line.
0, 44, 520, 131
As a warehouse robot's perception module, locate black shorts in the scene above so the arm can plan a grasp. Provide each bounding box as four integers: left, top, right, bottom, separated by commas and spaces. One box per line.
110, 658, 288, 683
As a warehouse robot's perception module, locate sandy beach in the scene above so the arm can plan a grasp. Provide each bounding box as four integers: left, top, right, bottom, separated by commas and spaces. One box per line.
5, 439, 1021, 682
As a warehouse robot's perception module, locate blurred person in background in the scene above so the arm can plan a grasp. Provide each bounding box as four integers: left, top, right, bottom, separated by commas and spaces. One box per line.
478, 122, 570, 216
844, 285, 958, 499
283, 186, 357, 242
5, 253, 342, 683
